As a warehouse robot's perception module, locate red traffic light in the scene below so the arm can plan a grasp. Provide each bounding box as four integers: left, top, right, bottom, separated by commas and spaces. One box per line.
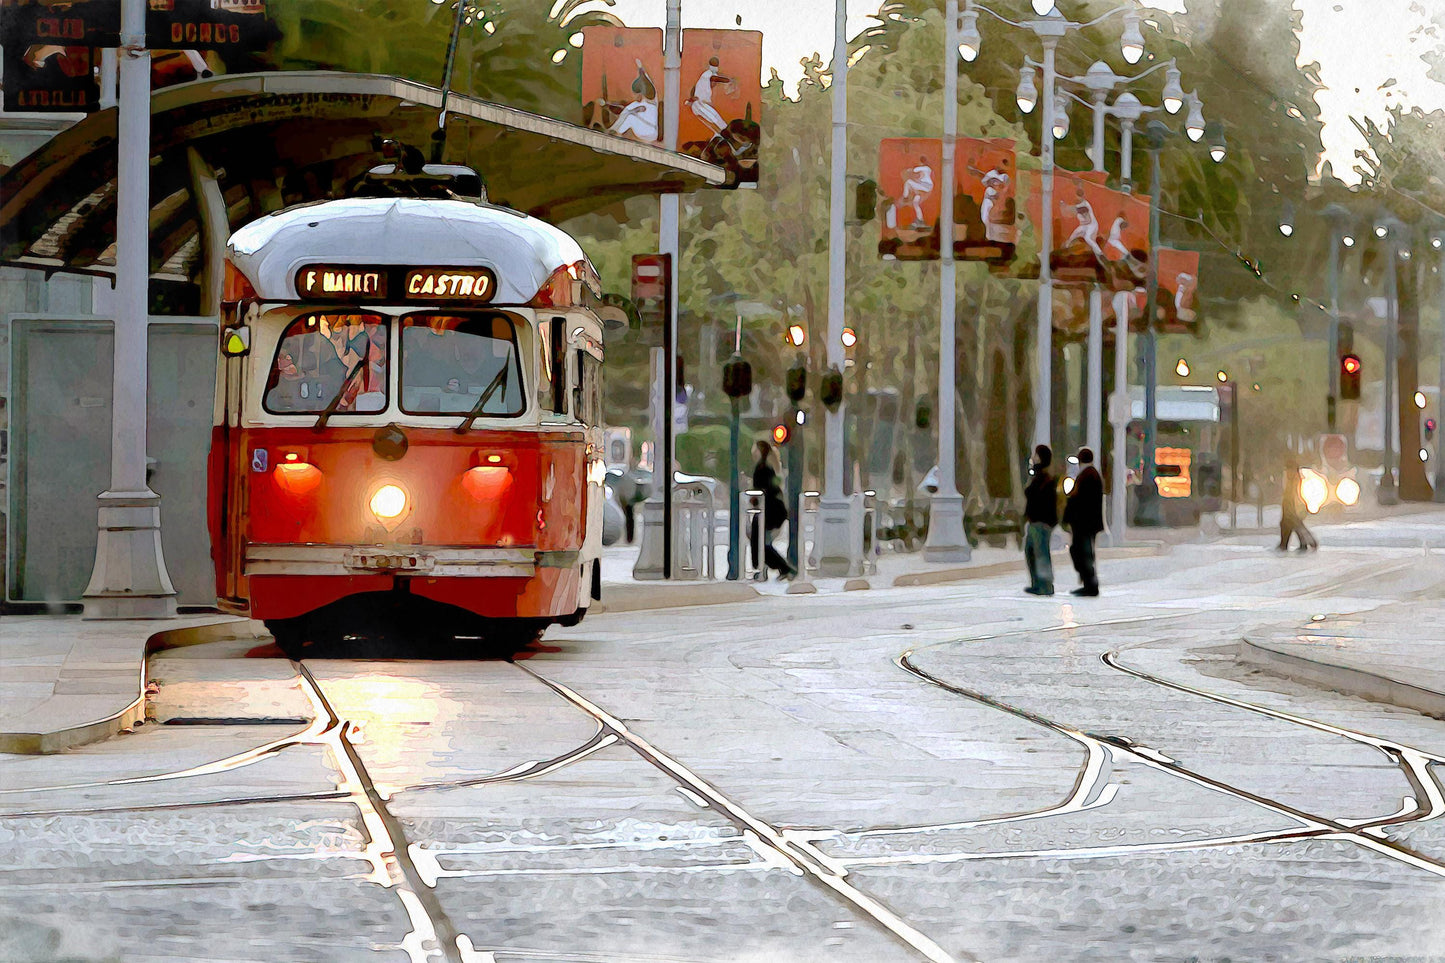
1341, 355, 1361, 375
772, 423, 791, 445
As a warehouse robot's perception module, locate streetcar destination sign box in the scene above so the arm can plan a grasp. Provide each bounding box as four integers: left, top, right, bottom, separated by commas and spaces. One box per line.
295, 265, 498, 303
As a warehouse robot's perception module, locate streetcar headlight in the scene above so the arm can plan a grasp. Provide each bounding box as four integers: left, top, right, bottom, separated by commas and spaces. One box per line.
370, 484, 408, 520
1335, 477, 1360, 506
1299, 469, 1328, 515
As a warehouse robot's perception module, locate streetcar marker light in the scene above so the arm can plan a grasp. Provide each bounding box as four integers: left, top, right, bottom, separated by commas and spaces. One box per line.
1335, 477, 1360, 506
370, 484, 408, 519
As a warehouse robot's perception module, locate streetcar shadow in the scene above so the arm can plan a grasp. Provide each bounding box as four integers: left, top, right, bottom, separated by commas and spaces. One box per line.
263, 593, 578, 662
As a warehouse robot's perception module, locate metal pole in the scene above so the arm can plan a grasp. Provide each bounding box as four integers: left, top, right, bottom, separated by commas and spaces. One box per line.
788, 409, 804, 571
1119, 120, 1133, 192
1436, 255, 1444, 501
1327, 226, 1340, 430
1034, 38, 1057, 449
660, 0, 682, 577
1381, 241, 1398, 501
926, 0, 970, 562
1140, 145, 1162, 524
1110, 290, 1129, 543
1085, 91, 1107, 462
817, 0, 856, 575
1230, 380, 1240, 530
82, 0, 177, 618
728, 394, 741, 579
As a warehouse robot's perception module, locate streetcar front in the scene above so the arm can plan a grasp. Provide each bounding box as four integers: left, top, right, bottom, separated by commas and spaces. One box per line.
209, 196, 607, 644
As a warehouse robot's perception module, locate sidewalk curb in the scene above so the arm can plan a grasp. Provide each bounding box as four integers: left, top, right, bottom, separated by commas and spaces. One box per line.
0, 616, 265, 755
1237, 636, 1445, 721
891, 543, 1165, 587
593, 581, 760, 614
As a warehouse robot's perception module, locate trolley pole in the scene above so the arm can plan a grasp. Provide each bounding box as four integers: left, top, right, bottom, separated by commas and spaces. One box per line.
83, 0, 177, 618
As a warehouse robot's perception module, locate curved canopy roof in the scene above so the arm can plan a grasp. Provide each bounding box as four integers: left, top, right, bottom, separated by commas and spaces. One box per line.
0, 71, 725, 282
230, 197, 589, 304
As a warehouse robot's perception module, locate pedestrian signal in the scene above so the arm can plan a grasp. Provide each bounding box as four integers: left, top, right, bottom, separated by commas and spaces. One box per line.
1426, 417, 1437, 441
1340, 354, 1362, 400
772, 423, 791, 445
722, 354, 753, 398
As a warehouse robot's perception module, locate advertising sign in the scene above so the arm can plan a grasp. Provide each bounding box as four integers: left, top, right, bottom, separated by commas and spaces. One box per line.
582, 26, 761, 185
581, 26, 665, 148
954, 137, 1016, 263
1027, 169, 1150, 288
0, 38, 96, 111
676, 29, 762, 185
878, 137, 943, 261
0, 0, 271, 50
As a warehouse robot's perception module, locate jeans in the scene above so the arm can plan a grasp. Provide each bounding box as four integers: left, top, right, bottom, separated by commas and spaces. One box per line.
1024, 522, 1054, 593
1069, 531, 1098, 590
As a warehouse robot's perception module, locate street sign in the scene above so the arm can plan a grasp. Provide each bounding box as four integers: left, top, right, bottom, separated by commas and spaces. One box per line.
631, 253, 670, 347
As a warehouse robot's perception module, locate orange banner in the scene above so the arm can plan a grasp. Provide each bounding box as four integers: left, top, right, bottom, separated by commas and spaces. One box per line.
677, 29, 762, 185
955, 137, 1017, 262
581, 26, 665, 148
1027, 169, 1150, 289
1150, 248, 1200, 332
878, 138, 943, 261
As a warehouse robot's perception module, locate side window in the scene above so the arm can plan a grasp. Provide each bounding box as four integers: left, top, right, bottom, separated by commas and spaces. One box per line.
538, 317, 569, 417
574, 352, 602, 426
263, 313, 387, 414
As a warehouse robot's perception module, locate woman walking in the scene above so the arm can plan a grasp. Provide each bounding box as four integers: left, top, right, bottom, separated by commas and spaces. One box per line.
750, 441, 797, 580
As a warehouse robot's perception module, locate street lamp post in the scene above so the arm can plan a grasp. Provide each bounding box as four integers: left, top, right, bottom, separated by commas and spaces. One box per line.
924, 0, 971, 562
1138, 121, 1168, 524
816, 0, 857, 576
82, 0, 177, 618
967, 0, 1149, 455
1376, 217, 1405, 505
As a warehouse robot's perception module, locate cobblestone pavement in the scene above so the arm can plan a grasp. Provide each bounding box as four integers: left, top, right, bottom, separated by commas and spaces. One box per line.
1, 531, 1442, 962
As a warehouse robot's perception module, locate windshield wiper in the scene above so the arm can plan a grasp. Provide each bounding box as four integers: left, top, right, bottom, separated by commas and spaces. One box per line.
454, 363, 510, 434
312, 358, 368, 431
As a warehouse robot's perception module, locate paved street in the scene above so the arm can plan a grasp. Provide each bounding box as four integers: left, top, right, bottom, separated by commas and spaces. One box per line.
3, 518, 1444, 963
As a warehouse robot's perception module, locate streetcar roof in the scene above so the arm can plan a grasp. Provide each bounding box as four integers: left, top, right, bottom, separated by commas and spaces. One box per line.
227, 197, 591, 304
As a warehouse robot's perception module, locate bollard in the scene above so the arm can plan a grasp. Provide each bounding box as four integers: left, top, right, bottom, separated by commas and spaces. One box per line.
787, 491, 818, 594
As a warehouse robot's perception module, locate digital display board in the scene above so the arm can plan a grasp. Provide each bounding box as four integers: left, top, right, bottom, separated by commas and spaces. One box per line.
295, 265, 497, 303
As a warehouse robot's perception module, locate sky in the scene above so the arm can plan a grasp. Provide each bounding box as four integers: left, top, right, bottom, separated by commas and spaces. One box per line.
588, 0, 1445, 183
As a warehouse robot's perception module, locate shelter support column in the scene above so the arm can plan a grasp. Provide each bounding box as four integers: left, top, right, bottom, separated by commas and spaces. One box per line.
83, 0, 176, 619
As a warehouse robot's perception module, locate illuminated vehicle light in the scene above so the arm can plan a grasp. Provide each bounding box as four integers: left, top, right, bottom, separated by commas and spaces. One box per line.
1299, 469, 1328, 515
462, 465, 512, 501
587, 458, 607, 486
1063, 477, 1076, 495
1335, 477, 1360, 506
273, 462, 322, 495
370, 484, 408, 520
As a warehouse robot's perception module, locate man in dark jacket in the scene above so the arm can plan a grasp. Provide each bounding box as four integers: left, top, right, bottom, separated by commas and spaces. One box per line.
1063, 447, 1105, 596
1022, 445, 1058, 596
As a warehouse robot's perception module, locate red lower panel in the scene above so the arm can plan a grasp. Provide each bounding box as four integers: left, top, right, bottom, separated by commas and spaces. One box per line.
409, 567, 580, 619
249, 574, 393, 620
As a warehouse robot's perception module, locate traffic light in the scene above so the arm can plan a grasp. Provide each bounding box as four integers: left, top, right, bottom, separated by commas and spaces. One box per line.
855, 179, 877, 222
772, 423, 791, 445
785, 360, 807, 404
819, 366, 844, 412
1340, 353, 1362, 401
722, 353, 752, 398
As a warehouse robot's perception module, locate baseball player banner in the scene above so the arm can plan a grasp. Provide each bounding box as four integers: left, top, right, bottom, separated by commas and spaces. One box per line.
581, 27, 762, 186
954, 137, 1017, 263
1148, 247, 1200, 332
582, 26, 665, 148
1027, 169, 1150, 289
878, 137, 943, 261
677, 29, 762, 186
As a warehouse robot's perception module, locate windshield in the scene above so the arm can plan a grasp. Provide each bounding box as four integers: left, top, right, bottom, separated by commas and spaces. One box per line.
263, 313, 388, 414
400, 312, 525, 416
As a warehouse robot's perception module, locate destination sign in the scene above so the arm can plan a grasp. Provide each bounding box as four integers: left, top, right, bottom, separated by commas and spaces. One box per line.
296, 266, 388, 300
295, 265, 497, 303
404, 268, 495, 301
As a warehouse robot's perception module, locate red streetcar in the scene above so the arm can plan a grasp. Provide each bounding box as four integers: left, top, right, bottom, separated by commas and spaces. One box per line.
210, 166, 608, 647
